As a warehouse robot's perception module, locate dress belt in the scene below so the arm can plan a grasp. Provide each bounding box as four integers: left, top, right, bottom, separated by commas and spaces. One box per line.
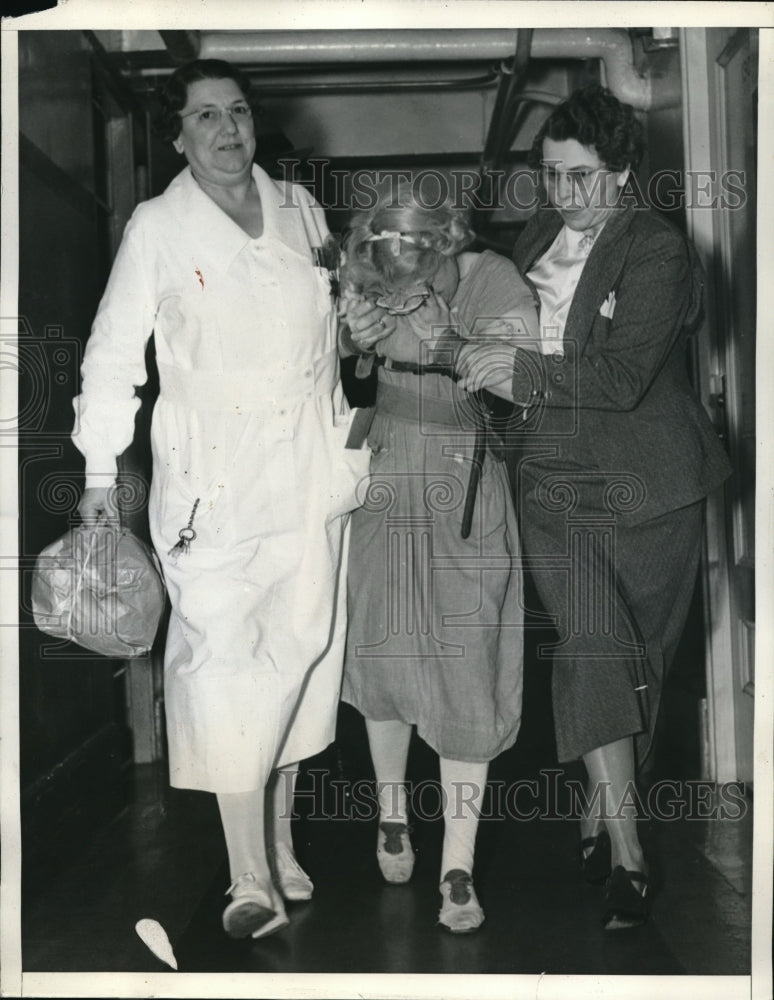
375, 381, 479, 431
157, 350, 338, 414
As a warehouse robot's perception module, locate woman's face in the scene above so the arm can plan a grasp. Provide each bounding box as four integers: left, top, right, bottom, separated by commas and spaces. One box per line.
541, 137, 630, 232
173, 77, 256, 186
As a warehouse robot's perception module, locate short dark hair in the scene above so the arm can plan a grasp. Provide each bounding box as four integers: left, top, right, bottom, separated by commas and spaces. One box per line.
154, 59, 253, 142
528, 84, 644, 173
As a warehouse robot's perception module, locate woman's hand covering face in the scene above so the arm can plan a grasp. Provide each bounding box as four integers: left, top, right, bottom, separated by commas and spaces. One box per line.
340, 292, 397, 351
340, 284, 457, 365
371, 289, 456, 366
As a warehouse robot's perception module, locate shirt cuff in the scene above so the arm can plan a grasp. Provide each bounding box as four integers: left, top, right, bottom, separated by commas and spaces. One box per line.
83, 452, 119, 490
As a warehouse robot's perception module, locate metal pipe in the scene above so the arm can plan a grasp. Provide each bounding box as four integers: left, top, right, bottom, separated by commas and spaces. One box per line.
196, 28, 680, 110
530, 28, 681, 109
199, 29, 519, 64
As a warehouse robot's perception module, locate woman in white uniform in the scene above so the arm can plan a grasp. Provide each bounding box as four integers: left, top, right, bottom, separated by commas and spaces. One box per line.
73, 59, 368, 940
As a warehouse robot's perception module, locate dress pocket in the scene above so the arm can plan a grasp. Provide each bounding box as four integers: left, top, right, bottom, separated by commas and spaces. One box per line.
326, 410, 372, 520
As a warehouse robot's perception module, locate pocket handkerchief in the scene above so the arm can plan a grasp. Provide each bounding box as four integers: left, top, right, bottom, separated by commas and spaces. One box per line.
600, 291, 617, 319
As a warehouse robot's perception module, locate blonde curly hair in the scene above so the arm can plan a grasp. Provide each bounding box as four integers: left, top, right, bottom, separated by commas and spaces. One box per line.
341, 178, 475, 296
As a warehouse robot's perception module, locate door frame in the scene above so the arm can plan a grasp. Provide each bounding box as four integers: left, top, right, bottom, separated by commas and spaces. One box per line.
679, 27, 755, 783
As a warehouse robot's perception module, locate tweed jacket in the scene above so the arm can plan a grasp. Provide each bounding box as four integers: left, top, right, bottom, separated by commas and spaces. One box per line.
509, 206, 731, 524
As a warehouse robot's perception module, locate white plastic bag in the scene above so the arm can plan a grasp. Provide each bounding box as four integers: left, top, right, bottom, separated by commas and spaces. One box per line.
32, 525, 166, 657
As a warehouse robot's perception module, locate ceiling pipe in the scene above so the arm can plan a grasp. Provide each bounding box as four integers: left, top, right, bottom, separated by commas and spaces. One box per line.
530, 28, 680, 109
198, 29, 519, 64
195, 28, 679, 110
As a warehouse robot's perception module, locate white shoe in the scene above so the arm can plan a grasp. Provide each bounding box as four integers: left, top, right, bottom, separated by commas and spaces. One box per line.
270, 843, 314, 902
376, 821, 415, 884
222, 872, 289, 940
438, 869, 484, 934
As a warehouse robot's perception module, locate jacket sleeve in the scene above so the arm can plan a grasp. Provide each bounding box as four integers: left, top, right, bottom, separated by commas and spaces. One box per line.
511, 224, 695, 412
71, 207, 157, 487
464, 252, 539, 345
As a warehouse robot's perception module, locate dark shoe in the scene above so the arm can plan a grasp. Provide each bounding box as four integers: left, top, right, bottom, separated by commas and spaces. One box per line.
602, 865, 649, 930
580, 830, 612, 885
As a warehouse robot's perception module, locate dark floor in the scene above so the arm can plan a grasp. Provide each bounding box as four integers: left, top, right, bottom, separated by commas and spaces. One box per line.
21, 701, 753, 980
20, 583, 756, 983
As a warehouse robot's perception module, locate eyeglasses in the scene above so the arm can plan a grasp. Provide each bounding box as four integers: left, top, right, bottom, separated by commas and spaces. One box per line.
180, 103, 253, 127
541, 163, 610, 192
373, 286, 431, 315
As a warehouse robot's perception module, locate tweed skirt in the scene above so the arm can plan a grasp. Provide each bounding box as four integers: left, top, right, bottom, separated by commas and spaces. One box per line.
518, 469, 703, 765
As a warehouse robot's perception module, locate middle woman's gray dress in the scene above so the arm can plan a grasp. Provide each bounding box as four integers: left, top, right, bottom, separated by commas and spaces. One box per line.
343, 250, 532, 763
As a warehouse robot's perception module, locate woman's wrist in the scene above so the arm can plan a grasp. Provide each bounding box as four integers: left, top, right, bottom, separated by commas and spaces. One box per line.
453, 341, 477, 379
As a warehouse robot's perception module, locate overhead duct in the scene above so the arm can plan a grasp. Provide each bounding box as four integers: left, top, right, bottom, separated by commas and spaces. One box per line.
191, 28, 679, 110
198, 29, 520, 65
530, 28, 680, 109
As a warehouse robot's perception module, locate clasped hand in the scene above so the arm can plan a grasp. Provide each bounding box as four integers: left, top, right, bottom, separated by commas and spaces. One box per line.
340, 289, 455, 365
77, 486, 120, 524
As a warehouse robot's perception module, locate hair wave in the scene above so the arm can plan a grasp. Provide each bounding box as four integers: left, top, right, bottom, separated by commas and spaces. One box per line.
341, 179, 475, 294
153, 59, 253, 143
527, 84, 644, 173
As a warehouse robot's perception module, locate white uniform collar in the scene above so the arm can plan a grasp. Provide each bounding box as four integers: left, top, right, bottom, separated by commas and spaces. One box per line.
168, 164, 289, 266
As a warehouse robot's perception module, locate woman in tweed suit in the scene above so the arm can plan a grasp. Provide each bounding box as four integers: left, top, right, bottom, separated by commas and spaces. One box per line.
349, 85, 731, 929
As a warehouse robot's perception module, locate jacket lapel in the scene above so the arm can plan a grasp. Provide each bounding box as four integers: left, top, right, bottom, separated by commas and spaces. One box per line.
515, 207, 636, 357
562, 207, 635, 355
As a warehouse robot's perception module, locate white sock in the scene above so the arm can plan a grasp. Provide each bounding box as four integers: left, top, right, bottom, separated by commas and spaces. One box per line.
365, 718, 412, 823
439, 758, 488, 879
270, 764, 299, 853
377, 781, 409, 823
216, 788, 269, 884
